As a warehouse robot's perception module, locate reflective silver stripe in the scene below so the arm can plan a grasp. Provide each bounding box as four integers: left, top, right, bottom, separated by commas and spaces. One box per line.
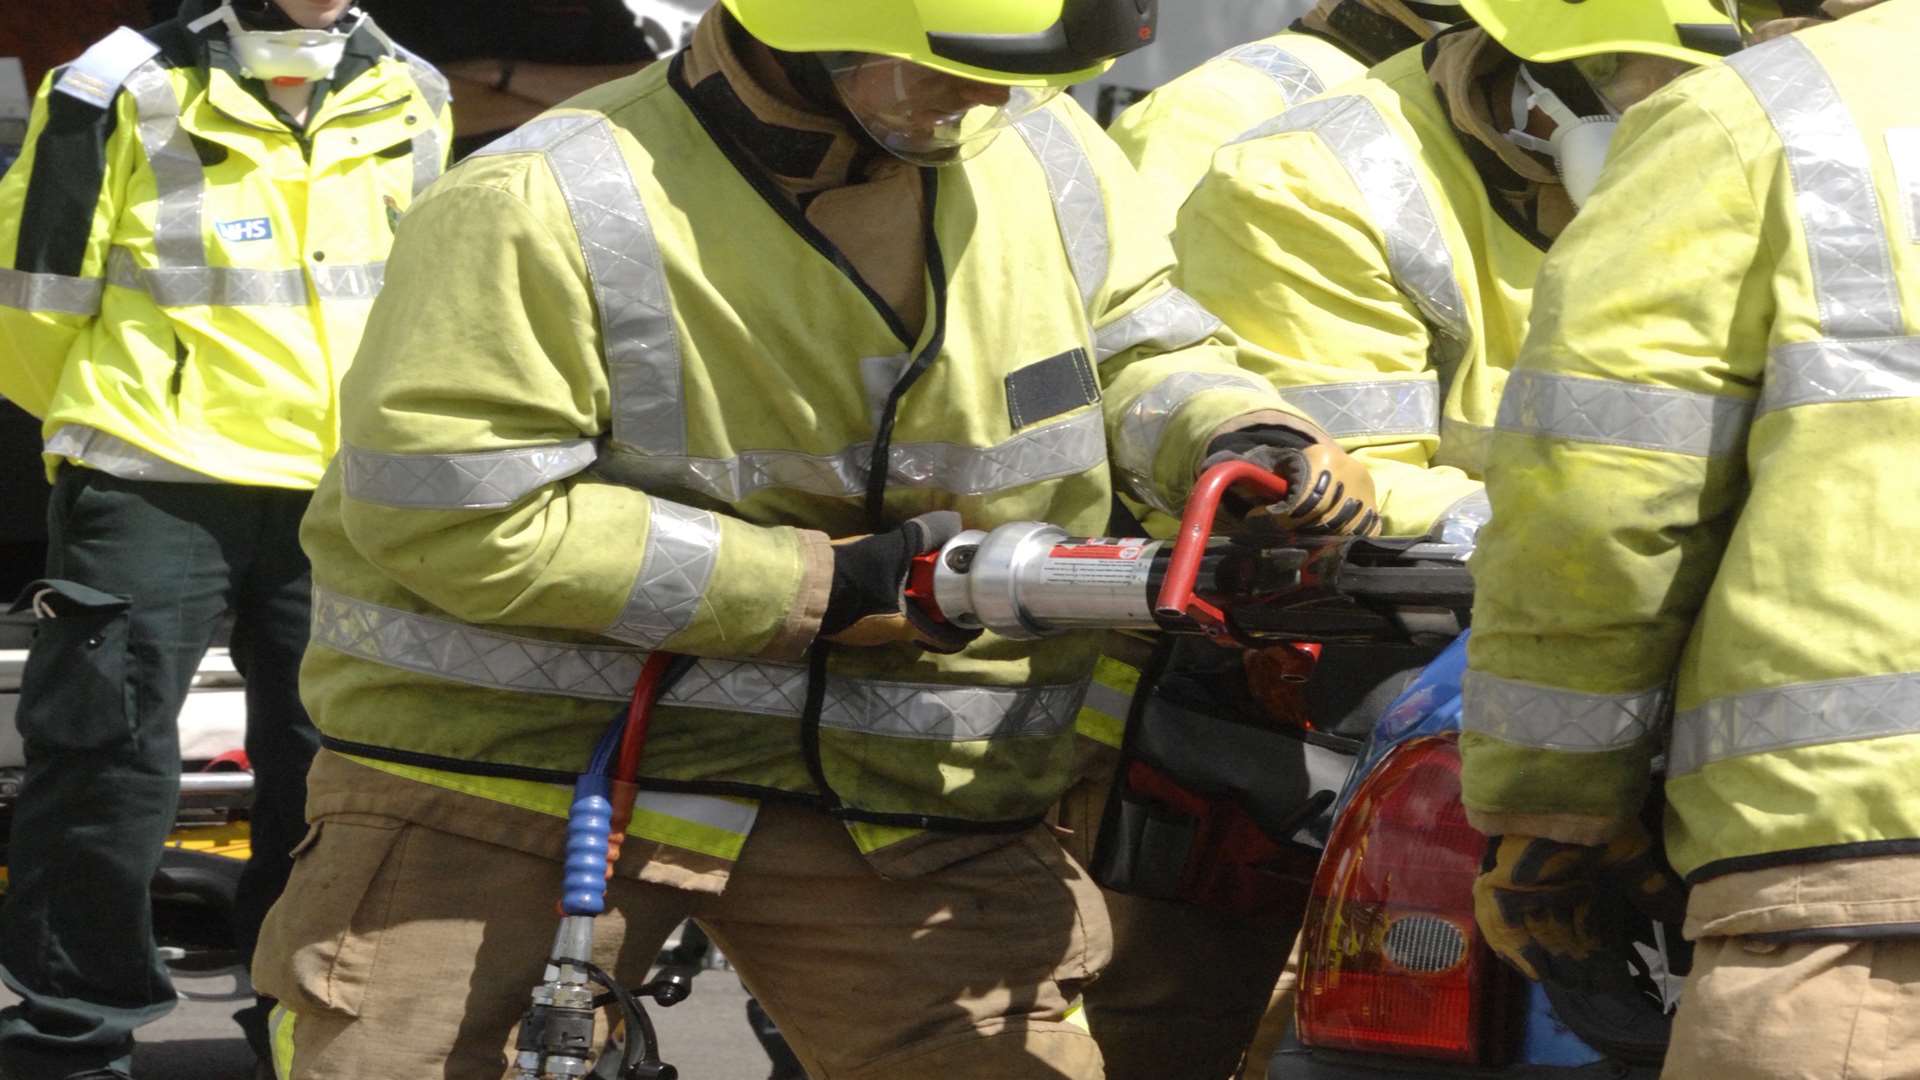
1238, 95, 1471, 355
401, 53, 449, 195
474, 115, 687, 459
632, 790, 757, 836
1430, 487, 1490, 546
311, 587, 648, 700
603, 501, 719, 649
1223, 42, 1326, 106
1435, 416, 1493, 475
44, 424, 220, 483
107, 247, 307, 307
1113, 371, 1277, 509
340, 440, 599, 509
1080, 680, 1133, 721
1495, 369, 1753, 458
1276, 378, 1439, 439
311, 588, 1085, 741
123, 61, 207, 269
597, 409, 1106, 503
1463, 670, 1666, 752
1761, 336, 1920, 414
1094, 288, 1221, 363
1668, 671, 1920, 777
0, 267, 103, 316
669, 659, 1086, 741
310, 261, 385, 301
1731, 38, 1903, 341
1012, 108, 1110, 310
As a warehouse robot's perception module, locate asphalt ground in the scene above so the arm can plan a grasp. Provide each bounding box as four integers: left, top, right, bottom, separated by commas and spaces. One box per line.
0, 949, 775, 1080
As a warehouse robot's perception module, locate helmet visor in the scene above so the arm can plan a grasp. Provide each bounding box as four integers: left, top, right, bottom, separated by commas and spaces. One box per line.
826, 53, 1061, 166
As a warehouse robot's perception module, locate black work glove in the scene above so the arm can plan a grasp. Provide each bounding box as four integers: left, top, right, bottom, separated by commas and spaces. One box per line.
821, 511, 981, 653
1204, 424, 1381, 536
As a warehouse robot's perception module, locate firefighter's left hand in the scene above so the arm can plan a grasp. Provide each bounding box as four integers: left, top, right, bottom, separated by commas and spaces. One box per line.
1474, 823, 1687, 991
1203, 424, 1379, 536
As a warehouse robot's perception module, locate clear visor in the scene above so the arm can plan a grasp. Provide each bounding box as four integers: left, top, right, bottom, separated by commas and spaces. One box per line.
823, 53, 1062, 167
1570, 52, 1697, 114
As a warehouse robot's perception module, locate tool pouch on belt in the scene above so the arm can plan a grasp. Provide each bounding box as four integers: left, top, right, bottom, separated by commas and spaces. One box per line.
1089, 636, 1356, 921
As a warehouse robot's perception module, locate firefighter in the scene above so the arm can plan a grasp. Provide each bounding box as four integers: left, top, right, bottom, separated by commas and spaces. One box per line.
1108, 0, 1465, 237
0, 2, 449, 1077
1101, 4, 1738, 1076
1461, 3, 1920, 1077
248, 1, 1380, 1076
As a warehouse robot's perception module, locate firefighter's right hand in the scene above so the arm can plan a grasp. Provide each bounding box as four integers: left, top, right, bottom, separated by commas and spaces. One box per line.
1474, 833, 1629, 992
821, 512, 981, 653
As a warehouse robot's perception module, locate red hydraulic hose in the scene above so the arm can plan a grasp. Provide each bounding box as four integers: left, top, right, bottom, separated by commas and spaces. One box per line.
616, 651, 676, 784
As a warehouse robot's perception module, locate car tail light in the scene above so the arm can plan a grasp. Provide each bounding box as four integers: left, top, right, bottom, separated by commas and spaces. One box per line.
1296, 734, 1507, 1065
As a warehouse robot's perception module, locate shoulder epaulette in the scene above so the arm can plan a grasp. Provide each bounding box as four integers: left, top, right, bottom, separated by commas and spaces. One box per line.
53, 26, 161, 110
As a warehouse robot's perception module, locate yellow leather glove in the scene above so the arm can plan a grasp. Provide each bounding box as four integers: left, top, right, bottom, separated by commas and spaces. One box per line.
1473, 824, 1686, 990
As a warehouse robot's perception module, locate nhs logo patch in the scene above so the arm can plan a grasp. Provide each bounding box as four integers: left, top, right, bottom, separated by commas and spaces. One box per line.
215, 217, 273, 242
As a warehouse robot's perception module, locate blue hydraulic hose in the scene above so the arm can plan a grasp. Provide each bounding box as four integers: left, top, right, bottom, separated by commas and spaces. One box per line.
562, 709, 634, 916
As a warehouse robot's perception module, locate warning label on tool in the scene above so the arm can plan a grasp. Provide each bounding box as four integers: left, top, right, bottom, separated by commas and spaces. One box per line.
1049, 539, 1144, 560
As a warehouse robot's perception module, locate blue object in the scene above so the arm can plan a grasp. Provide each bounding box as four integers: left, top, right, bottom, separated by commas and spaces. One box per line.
562, 774, 615, 916
1518, 981, 1608, 1066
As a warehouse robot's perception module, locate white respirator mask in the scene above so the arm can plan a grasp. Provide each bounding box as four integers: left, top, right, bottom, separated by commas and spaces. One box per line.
1506, 63, 1618, 209
188, 2, 363, 83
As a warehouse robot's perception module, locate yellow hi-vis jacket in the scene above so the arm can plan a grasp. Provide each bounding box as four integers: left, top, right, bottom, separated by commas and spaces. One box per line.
1174, 43, 1534, 540
1462, 6, 1920, 894
0, 6, 451, 488
1107, 30, 1366, 239
299, 56, 1306, 867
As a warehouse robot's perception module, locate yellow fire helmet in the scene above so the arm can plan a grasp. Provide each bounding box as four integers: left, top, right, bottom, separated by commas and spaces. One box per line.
719, 0, 1159, 88
1457, 0, 1745, 64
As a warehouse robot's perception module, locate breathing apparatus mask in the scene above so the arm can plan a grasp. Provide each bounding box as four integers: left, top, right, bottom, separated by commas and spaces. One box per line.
819, 52, 1059, 167
188, 1, 363, 83
1505, 52, 1691, 207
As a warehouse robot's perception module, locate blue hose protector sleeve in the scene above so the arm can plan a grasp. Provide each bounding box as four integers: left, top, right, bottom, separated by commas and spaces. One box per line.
562, 774, 614, 916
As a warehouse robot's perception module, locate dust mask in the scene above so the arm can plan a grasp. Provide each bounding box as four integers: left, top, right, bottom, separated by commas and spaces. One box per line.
188, 2, 362, 83
1506, 64, 1617, 209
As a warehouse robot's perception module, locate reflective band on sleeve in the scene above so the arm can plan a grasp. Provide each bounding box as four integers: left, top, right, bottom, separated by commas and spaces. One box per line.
310, 261, 385, 301
45, 424, 220, 483
1890, 129, 1920, 246
1761, 336, 1920, 414
1113, 370, 1277, 508
1495, 369, 1753, 457
1463, 670, 1666, 752
123, 62, 208, 270
473, 115, 688, 459
1223, 42, 1327, 105
1093, 288, 1222, 362
107, 247, 307, 307
310, 588, 1088, 741
0, 267, 103, 316
1277, 377, 1440, 439
597, 408, 1105, 503
1731, 38, 1904, 341
340, 439, 599, 509
1668, 671, 1920, 777
1012, 109, 1110, 311
1236, 95, 1471, 359
1430, 487, 1491, 546
603, 500, 719, 649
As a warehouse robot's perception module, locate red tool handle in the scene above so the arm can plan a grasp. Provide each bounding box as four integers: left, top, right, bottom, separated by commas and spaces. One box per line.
1154, 460, 1290, 637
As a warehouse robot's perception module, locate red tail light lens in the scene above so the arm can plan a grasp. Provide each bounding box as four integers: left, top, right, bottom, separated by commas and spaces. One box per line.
1296, 734, 1505, 1065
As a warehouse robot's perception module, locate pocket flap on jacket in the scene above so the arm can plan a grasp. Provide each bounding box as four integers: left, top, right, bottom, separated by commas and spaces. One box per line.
9, 578, 132, 617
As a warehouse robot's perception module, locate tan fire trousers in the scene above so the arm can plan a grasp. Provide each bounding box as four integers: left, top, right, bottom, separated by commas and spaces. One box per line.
253, 801, 1112, 1080
1663, 936, 1920, 1080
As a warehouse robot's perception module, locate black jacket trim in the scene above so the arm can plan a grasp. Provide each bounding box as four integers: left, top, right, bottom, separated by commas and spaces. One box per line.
15, 71, 118, 278
1686, 838, 1920, 886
